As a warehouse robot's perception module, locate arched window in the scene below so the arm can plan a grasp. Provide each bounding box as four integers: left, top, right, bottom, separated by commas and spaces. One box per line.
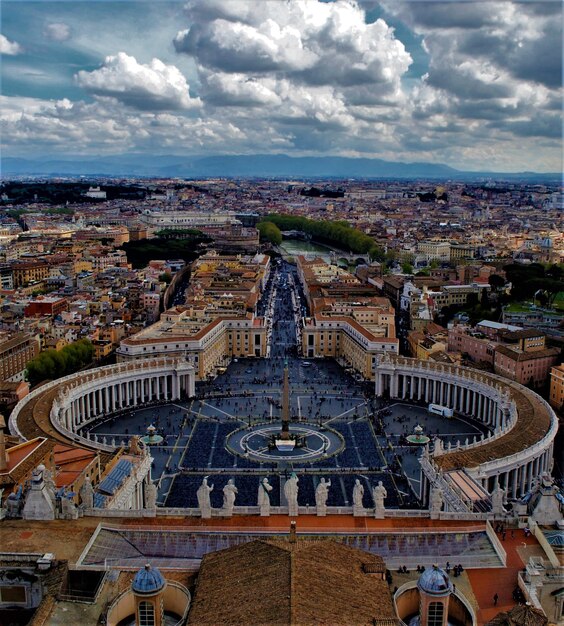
428, 601, 444, 626
138, 600, 155, 626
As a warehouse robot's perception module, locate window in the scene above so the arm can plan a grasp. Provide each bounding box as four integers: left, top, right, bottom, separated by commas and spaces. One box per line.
0, 585, 27, 603
138, 600, 155, 626
427, 601, 444, 626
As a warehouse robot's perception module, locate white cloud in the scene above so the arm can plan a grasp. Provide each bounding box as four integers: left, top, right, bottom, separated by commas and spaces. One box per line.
0, 34, 23, 55
75, 52, 201, 111
43, 22, 72, 42
175, 0, 412, 89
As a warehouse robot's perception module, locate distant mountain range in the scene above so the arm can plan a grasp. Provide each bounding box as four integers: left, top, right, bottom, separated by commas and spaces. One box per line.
1, 153, 559, 181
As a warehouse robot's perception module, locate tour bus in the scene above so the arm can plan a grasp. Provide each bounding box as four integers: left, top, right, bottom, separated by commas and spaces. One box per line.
428, 404, 454, 418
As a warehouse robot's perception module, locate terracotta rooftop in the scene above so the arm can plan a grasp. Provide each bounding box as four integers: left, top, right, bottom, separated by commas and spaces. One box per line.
187, 538, 396, 626
434, 377, 553, 471
0, 437, 54, 487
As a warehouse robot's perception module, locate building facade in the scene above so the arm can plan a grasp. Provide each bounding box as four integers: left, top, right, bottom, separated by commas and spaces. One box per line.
0, 333, 40, 382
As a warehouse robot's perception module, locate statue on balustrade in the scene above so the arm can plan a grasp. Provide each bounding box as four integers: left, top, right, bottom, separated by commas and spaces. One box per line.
284, 473, 299, 517
352, 478, 365, 516
372, 481, 387, 519
129, 435, 143, 455
43, 467, 57, 506
61, 493, 79, 520
197, 476, 214, 519
315, 478, 331, 516
6, 492, 22, 518
258, 477, 273, 516
80, 477, 94, 509
491, 483, 506, 515
222, 479, 238, 517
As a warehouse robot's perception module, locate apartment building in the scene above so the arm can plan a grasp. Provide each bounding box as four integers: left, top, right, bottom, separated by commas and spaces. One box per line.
493, 329, 560, 388
12, 260, 50, 287
549, 364, 564, 409
0, 333, 40, 382
297, 257, 398, 379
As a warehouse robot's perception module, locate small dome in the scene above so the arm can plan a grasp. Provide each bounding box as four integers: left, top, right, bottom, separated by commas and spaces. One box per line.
132, 563, 166, 595
418, 565, 452, 596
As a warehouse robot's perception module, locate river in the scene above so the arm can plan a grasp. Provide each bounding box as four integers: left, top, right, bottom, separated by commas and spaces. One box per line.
278, 238, 335, 263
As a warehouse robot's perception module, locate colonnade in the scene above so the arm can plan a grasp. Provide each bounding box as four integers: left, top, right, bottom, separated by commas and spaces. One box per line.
375, 356, 558, 507
376, 369, 511, 430
9, 358, 196, 452
479, 447, 554, 498
61, 371, 193, 431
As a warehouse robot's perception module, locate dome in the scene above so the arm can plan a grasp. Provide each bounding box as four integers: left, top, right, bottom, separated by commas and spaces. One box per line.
132, 563, 166, 595
417, 565, 453, 596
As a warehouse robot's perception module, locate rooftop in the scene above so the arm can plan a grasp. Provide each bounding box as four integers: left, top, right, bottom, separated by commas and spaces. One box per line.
188, 538, 395, 626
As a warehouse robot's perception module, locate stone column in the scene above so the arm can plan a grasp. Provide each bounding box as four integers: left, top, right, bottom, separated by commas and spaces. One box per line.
526, 461, 533, 492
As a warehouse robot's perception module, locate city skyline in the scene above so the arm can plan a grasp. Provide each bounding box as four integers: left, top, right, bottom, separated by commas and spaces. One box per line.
1, 0, 562, 173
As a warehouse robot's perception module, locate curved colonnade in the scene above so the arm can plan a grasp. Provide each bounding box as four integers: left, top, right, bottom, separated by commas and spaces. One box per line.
8, 353, 557, 507
9, 358, 196, 453
376, 356, 558, 498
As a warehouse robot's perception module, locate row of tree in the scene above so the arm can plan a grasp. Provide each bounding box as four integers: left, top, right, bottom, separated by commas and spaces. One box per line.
121, 232, 211, 269
26, 339, 94, 387
258, 214, 385, 260
257, 221, 283, 245
503, 263, 563, 307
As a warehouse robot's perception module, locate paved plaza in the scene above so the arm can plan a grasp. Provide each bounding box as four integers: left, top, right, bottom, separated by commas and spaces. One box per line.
86, 261, 488, 510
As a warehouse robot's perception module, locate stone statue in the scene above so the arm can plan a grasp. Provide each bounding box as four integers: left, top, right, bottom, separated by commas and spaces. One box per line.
491, 483, 506, 515
145, 481, 157, 510
129, 436, 142, 455
6, 492, 21, 518
284, 473, 299, 517
352, 478, 365, 516
61, 494, 78, 520
315, 478, 331, 517
430, 486, 444, 519
43, 467, 56, 505
80, 477, 94, 509
258, 477, 273, 516
197, 476, 214, 519
372, 481, 387, 519
222, 479, 238, 517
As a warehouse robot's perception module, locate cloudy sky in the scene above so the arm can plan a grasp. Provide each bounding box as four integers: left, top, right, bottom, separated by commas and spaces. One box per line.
1, 0, 562, 171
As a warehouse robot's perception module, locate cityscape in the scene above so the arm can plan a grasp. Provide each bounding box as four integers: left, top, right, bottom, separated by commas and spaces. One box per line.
0, 2, 563, 626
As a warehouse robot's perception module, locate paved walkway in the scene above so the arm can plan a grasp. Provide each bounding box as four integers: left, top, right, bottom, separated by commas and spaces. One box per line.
466, 529, 542, 623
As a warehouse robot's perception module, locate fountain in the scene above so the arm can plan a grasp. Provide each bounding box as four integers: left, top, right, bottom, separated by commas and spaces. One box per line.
406, 424, 430, 446
141, 424, 164, 446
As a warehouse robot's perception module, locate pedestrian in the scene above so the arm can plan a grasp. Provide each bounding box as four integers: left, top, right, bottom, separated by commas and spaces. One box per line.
493, 593, 498, 606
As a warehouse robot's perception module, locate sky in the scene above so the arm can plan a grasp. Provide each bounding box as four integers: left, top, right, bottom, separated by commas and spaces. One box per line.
1, 0, 562, 172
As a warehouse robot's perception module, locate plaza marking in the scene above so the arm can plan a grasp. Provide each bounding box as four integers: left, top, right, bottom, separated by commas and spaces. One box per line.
200, 401, 238, 421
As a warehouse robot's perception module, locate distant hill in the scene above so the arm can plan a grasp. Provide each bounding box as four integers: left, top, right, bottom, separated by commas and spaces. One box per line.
1, 153, 559, 182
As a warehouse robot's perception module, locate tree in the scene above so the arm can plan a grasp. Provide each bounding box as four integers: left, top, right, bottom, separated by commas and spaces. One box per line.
488, 274, 505, 292
480, 287, 489, 307
257, 221, 282, 245
26, 339, 93, 386
159, 273, 172, 284
466, 292, 479, 307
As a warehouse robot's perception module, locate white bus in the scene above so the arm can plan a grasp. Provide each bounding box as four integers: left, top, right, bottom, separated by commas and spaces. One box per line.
428, 404, 454, 418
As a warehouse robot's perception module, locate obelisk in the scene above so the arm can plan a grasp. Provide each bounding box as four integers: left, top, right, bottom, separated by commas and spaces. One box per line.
280, 358, 290, 439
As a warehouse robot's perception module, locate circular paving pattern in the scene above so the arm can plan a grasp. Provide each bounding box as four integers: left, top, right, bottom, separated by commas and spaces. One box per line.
227, 422, 344, 463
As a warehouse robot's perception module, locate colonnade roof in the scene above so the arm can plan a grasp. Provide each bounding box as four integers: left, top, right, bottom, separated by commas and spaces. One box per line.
433, 376, 552, 472
12, 359, 189, 451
